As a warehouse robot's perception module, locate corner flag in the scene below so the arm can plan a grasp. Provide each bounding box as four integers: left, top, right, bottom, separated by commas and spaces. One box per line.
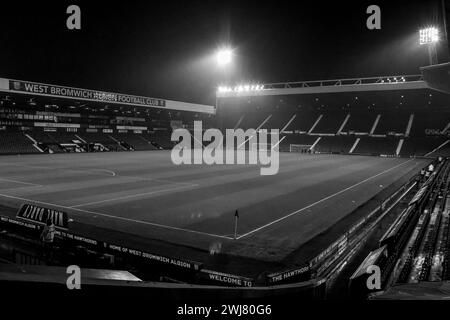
234, 210, 239, 239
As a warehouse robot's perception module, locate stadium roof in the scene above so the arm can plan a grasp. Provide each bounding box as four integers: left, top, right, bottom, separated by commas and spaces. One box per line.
216, 75, 429, 98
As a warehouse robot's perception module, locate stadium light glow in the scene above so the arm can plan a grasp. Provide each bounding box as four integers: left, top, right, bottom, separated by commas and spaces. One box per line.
216, 48, 233, 67
217, 84, 265, 93
419, 27, 439, 45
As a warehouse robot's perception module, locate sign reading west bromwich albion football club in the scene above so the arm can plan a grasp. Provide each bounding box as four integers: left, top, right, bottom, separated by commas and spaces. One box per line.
0, 77, 215, 114
9, 80, 166, 108
16, 203, 70, 230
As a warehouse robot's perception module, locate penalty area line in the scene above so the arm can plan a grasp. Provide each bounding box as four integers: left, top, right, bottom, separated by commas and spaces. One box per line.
0, 192, 234, 240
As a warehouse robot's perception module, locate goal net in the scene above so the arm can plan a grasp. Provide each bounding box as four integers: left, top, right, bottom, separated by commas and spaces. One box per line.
289, 144, 312, 153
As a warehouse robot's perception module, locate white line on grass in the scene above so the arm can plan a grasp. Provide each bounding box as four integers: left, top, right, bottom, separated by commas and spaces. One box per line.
0, 177, 42, 187
0, 192, 234, 240
70, 184, 197, 208
89, 169, 116, 176
236, 159, 415, 240
0, 161, 197, 187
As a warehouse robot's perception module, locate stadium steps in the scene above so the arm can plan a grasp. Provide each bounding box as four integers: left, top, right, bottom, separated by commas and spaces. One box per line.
24, 133, 44, 153
353, 137, 398, 156
311, 112, 347, 134
314, 136, 355, 154
336, 114, 351, 134
370, 114, 381, 135
108, 135, 129, 151
342, 112, 377, 134
308, 114, 323, 134
375, 112, 409, 136
429, 196, 449, 281
395, 139, 404, 156
280, 114, 297, 133
405, 114, 414, 137
0, 132, 39, 154
349, 138, 360, 154
233, 115, 245, 129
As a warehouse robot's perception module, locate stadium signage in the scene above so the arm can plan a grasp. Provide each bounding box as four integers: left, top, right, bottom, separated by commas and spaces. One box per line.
8, 80, 166, 108
58, 231, 98, 246
106, 243, 201, 271
116, 125, 147, 131
0, 78, 215, 114
16, 204, 70, 230
198, 269, 253, 287
267, 265, 311, 284
2, 214, 203, 272
1, 215, 39, 230
34, 122, 80, 128
425, 128, 449, 136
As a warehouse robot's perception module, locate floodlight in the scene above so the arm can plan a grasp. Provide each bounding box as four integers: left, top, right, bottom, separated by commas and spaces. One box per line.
419, 27, 439, 45
216, 48, 233, 66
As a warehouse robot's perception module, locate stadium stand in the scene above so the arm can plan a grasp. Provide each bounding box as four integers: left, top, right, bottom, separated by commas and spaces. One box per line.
79, 132, 119, 146
218, 89, 450, 157
311, 112, 348, 134
144, 130, 174, 149
112, 132, 158, 151
350, 157, 450, 298
341, 112, 378, 134
288, 111, 321, 133
400, 137, 448, 157
353, 136, 399, 156
374, 112, 410, 135
261, 108, 295, 131
0, 82, 449, 159
314, 136, 356, 154
0, 131, 37, 154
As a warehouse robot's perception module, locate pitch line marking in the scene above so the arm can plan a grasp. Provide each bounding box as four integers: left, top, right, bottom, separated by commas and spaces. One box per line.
0, 192, 234, 240
0, 161, 196, 187
89, 169, 116, 176
112, 173, 198, 187
70, 184, 197, 208
0, 177, 42, 187
236, 159, 415, 240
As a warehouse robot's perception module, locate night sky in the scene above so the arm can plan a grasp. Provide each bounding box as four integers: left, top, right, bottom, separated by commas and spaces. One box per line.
0, 0, 446, 105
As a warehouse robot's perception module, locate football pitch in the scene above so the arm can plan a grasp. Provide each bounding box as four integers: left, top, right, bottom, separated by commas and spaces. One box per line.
0, 151, 427, 262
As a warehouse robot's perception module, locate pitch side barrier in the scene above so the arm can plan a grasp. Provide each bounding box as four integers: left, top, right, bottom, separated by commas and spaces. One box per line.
1, 207, 263, 288
0, 213, 202, 272
305, 166, 422, 279
0, 214, 330, 298
379, 161, 444, 253
349, 160, 447, 296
